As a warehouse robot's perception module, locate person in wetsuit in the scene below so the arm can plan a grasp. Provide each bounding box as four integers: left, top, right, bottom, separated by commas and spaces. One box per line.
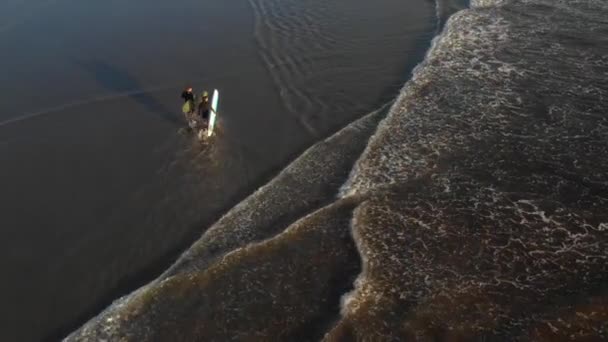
181, 86, 195, 103
180, 86, 196, 128
197, 91, 211, 130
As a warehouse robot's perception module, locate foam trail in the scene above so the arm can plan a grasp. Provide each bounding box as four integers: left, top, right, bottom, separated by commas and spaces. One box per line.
0, 63, 298, 128
0, 87, 174, 127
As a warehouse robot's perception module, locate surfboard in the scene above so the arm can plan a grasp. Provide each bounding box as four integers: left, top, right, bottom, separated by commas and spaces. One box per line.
207, 89, 219, 137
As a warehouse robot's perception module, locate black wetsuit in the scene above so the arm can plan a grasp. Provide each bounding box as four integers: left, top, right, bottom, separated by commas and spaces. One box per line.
198, 98, 211, 121
181, 91, 194, 103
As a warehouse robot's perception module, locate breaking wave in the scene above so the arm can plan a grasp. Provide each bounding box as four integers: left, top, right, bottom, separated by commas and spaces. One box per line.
66, 0, 608, 340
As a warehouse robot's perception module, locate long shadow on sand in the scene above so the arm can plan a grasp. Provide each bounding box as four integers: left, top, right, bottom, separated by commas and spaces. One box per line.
76, 60, 179, 124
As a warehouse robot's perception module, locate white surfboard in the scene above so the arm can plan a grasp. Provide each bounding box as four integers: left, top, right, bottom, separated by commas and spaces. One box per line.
207, 89, 219, 137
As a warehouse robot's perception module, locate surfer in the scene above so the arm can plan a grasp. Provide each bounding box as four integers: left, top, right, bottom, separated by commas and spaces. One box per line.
180, 86, 197, 129
181, 86, 194, 101
197, 91, 212, 131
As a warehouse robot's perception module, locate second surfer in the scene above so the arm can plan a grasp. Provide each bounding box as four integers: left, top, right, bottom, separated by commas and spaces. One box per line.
197, 91, 211, 132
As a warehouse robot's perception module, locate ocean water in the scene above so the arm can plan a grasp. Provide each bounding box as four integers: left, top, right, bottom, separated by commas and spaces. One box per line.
66, 0, 607, 341
0, 0, 437, 341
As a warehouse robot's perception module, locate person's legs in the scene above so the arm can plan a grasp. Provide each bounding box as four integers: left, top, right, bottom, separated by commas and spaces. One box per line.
200, 110, 210, 130
186, 110, 198, 129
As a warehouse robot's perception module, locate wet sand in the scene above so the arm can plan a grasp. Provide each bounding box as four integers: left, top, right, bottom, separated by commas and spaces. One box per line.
0, 0, 436, 340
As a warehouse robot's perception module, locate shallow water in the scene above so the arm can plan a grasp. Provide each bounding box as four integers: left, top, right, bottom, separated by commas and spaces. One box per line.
0, 0, 436, 340
66, 0, 608, 340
